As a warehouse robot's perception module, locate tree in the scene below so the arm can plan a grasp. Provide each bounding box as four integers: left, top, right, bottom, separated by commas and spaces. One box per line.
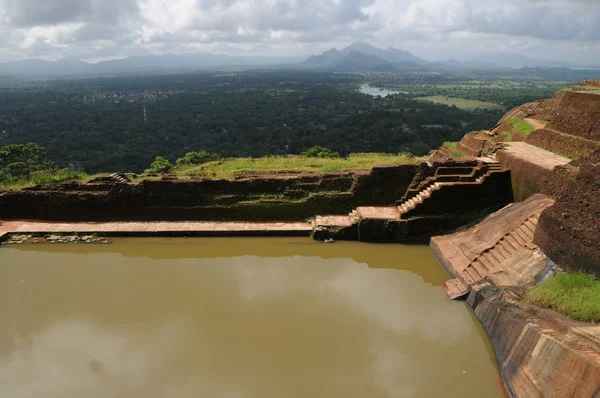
145, 156, 173, 174
0, 143, 53, 180
300, 145, 340, 159
175, 149, 220, 167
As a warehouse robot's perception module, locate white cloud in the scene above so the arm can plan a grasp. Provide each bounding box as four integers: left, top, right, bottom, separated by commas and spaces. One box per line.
0, 0, 598, 63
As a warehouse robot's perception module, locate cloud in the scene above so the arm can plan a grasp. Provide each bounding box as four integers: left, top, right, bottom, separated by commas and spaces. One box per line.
0, 0, 138, 27
0, 0, 598, 63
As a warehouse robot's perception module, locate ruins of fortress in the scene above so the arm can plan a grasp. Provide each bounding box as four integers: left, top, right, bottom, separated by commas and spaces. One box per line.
1, 82, 600, 397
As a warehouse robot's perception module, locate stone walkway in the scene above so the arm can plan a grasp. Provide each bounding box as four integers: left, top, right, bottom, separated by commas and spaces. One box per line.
524, 118, 547, 131
0, 220, 313, 238
502, 142, 571, 171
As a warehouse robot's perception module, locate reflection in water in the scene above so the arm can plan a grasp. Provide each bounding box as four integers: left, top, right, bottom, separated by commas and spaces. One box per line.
0, 238, 504, 398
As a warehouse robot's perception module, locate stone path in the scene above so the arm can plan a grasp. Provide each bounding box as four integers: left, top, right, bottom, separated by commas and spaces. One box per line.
0, 220, 313, 238
502, 142, 571, 171
524, 118, 547, 131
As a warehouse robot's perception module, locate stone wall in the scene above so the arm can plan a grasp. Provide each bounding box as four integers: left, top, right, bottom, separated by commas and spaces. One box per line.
549, 92, 600, 141
496, 149, 556, 202
535, 161, 600, 276
0, 165, 418, 221
526, 129, 600, 160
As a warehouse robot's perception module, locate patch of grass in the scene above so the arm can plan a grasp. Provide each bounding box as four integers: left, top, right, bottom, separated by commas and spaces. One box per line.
0, 168, 88, 191
508, 117, 535, 136
501, 130, 513, 141
415, 96, 504, 110
450, 151, 466, 158
526, 273, 600, 323
443, 142, 458, 149
176, 153, 419, 179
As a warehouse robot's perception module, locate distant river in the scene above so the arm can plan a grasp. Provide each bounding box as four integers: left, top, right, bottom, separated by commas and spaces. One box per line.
359, 84, 408, 97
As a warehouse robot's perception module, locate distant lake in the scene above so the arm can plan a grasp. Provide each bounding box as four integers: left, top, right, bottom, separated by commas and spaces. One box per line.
358, 84, 408, 97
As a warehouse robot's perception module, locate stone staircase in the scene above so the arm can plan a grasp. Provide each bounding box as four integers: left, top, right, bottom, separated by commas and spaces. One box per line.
109, 173, 131, 183
445, 213, 541, 299
397, 162, 503, 219
313, 161, 507, 240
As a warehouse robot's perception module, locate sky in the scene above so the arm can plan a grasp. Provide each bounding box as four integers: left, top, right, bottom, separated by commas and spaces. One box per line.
0, 0, 599, 64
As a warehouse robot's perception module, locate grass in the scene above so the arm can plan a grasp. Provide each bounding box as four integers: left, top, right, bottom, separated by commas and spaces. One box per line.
415, 96, 504, 110
0, 169, 88, 191
177, 153, 419, 179
526, 273, 600, 323
508, 117, 535, 136
443, 142, 458, 149
501, 130, 513, 141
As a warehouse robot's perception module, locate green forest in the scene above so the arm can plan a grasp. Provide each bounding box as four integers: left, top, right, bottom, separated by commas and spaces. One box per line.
0, 70, 585, 173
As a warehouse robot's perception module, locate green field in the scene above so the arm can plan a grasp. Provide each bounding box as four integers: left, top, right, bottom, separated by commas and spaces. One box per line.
415, 96, 504, 110
177, 153, 419, 179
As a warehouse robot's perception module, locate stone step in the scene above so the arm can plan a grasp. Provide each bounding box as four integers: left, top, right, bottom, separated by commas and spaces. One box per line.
446, 278, 470, 300
500, 239, 518, 255
504, 235, 521, 251
478, 255, 494, 271
471, 261, 489, 278
495, 242, 512, 259
492, 247, 507, 263
517, 224, 534, 240
523, 219, 537, 234
509, 230, 527, 246
463, 267, 481, 284
513, 227, 531, 244
487, 249, 505, 265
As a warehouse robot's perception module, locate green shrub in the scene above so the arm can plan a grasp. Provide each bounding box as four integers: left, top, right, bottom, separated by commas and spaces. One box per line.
176, 149, 220, 167
526, 273, 600, 323
145, 156, 173, 174
301, 146, 340, 159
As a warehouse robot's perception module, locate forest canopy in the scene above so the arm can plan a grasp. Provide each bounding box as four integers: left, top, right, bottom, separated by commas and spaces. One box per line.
0, 70, 578, 173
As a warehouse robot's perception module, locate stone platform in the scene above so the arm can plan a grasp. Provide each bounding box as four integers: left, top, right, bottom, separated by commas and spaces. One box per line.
0, 220, 313, 238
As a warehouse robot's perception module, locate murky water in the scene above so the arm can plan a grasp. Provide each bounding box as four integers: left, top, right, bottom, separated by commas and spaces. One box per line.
0, 238, 505, 398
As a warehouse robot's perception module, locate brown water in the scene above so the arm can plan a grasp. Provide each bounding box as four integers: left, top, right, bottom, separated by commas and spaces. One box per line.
0, 238, 505, 398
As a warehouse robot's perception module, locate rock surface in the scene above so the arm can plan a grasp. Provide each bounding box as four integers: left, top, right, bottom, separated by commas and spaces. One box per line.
431, 194, 600, 398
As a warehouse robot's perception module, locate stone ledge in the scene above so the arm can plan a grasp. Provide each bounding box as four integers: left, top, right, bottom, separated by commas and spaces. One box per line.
0, 220, 313, 238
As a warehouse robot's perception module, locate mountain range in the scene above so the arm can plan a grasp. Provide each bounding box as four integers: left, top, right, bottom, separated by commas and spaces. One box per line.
0, 42, 596, 77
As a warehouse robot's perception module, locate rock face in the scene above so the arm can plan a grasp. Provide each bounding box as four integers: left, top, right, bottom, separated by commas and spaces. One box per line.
535, 157, 600, 276
431, 195, 600, 397
475, 291, 600, 398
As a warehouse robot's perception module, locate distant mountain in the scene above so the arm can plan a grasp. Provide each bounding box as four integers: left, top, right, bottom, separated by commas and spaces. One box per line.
1, 42, 597, 77
368, 63, 400, 73
0, 53, 305, 77
301, 42, 428, 72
